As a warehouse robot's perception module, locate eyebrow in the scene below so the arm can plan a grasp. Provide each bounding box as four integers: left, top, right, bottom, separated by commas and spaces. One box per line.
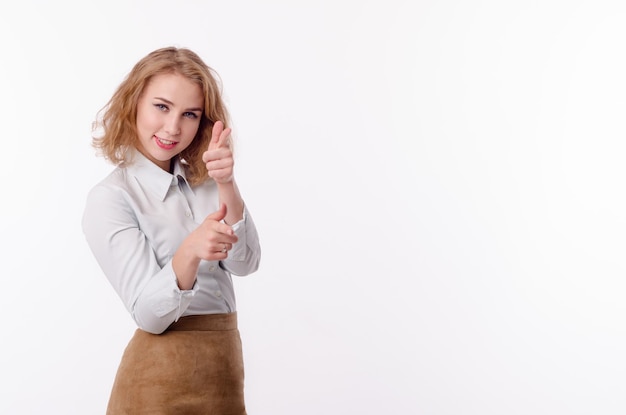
154, 97, 203, 112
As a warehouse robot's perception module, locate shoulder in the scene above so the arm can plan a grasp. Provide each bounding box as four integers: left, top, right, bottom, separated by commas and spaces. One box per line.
93, 166, 130, 188
84, 166, 136, 214
86, 166, 132, 196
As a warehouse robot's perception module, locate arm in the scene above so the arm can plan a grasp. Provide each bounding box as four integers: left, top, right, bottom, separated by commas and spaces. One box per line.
82, 183, 194, 334
218, 180, 244, 226
202, 121, 261, 276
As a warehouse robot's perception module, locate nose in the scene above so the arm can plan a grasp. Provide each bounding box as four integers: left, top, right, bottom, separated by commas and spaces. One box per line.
165, 115, 181, 136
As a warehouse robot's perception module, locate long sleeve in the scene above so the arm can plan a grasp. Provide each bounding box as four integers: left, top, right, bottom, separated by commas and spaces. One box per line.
220, 206, 261, 276
82, 182, 197, 334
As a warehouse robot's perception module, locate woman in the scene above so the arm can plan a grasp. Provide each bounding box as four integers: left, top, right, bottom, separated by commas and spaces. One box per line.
82, 46, 261, 414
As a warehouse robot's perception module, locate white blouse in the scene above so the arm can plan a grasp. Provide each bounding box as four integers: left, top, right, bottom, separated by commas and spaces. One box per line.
82, 151, 261, 334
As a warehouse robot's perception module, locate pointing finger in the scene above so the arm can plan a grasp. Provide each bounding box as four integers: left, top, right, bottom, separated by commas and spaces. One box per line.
208, 121, 224, 150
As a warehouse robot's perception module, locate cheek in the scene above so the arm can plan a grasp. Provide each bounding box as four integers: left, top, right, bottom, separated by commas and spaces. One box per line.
183, 121, 201, 139
137, 112, 160, 134
136, 110, 148, 130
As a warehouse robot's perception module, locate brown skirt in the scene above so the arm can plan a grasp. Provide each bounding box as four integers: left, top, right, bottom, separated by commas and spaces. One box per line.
106, 312, 246, 415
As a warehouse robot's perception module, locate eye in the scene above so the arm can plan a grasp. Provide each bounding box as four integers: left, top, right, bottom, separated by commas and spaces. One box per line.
154, 103, 168, 111
183, 112, 199, 119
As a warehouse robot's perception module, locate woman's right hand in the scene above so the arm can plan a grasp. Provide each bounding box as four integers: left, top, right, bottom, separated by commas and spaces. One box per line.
173, 203, 238, 289
188, 203, 238, 261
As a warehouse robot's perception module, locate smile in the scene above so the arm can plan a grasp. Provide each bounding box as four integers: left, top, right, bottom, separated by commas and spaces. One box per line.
154, 136, 178, 149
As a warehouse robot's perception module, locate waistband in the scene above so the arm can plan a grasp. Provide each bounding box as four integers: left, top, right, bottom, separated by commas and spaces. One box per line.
166, 312, 238, 332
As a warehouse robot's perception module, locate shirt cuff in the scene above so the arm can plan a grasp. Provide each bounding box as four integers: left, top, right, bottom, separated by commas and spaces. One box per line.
133, 261, 198, 333
227, 207, 248, 262
151, 261, 198, 317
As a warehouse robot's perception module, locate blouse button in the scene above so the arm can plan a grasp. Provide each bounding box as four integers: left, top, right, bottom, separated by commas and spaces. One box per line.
185, 210, 191, 217
209, 265, 216, 272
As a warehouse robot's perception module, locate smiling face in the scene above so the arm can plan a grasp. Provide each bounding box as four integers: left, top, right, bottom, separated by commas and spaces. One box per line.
135, 72, 204, 171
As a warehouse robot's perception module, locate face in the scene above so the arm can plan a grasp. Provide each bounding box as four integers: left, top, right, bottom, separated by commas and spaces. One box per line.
135, 72, 204, 171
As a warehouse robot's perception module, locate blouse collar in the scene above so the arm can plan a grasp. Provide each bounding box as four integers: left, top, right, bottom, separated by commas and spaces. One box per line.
126, 150, 193, 201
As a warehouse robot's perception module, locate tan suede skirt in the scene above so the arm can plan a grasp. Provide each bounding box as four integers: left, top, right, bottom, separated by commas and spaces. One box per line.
106, 312, 246, 415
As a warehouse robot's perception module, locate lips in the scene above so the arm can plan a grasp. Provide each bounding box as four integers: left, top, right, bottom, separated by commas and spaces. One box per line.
154, 135, 178, 150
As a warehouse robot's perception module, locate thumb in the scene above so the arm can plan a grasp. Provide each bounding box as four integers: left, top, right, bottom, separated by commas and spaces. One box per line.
206, 203, 227, 222
208, 121, 224, 151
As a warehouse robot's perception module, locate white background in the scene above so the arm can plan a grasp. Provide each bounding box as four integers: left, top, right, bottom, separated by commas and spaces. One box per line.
1, 0, 625, 414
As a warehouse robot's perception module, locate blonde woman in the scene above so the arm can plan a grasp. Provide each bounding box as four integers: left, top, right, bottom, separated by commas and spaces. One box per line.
83, 46, 261, 414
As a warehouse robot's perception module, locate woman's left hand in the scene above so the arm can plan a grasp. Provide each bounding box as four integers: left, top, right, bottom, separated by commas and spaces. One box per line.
202, 120, 234, 184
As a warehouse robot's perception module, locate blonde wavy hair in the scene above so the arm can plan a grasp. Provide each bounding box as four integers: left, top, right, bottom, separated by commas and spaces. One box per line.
92, 46, 231, 186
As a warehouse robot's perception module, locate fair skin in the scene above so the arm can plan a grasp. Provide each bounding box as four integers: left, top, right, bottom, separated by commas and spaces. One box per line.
135, 72, 244, 290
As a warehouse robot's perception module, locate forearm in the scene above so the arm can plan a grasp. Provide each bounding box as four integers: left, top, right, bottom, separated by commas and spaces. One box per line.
172, 240, 201, 290
217, 179, 244, 225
